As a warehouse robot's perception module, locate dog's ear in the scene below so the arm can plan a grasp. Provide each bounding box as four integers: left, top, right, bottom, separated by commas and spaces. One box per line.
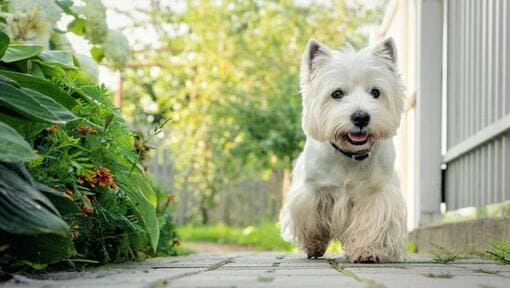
302, 39, 331, 72
373, 37, 397, 65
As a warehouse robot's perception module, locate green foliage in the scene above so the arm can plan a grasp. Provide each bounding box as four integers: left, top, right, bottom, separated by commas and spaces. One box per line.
0, 122, 36, 162
0, 162, 69, 235
0, 29, 177, 272
178, 222, 294, 251
486, 240, 510, 265
430, 243, 464, 264
1, 44, 44, 63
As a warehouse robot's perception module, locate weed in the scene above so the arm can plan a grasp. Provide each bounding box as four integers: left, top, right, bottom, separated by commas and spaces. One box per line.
486, 240, 510, 265
430, 243, 463, 264
424, 272, 453, 278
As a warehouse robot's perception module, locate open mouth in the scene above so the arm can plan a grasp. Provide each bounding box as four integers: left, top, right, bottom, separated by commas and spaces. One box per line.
346, 132, 369, 145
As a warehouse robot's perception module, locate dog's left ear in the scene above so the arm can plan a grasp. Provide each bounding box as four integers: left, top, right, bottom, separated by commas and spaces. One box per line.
373, 37, 397, 65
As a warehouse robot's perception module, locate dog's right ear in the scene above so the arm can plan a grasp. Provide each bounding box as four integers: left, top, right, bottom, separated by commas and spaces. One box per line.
302, 39, 331, 74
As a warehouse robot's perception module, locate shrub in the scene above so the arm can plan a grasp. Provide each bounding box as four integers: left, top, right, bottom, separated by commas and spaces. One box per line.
0, 31, 178, 273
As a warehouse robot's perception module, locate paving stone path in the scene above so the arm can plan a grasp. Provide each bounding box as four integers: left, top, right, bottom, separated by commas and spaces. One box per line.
2, 252, 510, 288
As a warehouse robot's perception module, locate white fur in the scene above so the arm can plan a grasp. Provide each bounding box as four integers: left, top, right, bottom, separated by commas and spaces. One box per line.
280, 38, 406, 263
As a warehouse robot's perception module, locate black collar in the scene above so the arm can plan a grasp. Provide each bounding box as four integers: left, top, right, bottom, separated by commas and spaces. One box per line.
330, 142, 370, 161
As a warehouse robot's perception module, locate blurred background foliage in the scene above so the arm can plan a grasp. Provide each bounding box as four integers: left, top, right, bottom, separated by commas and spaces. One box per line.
120, 0, 385, 226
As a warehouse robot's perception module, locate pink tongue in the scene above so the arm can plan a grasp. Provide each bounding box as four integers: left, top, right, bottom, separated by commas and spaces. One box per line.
348, 133, 368, 142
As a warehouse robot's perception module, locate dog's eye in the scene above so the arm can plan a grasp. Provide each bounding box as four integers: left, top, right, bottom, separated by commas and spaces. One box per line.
331, 89, 344, 99
370, 88, 381, 99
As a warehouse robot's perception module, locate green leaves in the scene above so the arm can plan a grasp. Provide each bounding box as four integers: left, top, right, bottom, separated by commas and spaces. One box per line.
1, 44, 44, 63
0, 31, 10, 59
67, 18, 87, 36
38, 51, 78, 69
0, 81, 77, 124
118, 173, 159, 252
0, 70, 78, 109
0, 163, 69, 235
0, 122, 36, 162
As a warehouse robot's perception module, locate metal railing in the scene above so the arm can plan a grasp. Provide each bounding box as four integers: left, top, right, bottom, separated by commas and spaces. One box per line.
443, 0, 510, 210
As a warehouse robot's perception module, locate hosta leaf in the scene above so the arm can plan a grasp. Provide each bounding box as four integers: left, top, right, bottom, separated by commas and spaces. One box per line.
2, 233, 75, 264
0, 31, 9, 59
38, 50, 77, 69
0, 82, 65, 123
1, 44, 44, 63
117, 174, 159, 252
0, 70, 77, 109
0, 121, 36, 163
0, 74, 20, 88
21, 88, 78, 123
0, 163, 69, 235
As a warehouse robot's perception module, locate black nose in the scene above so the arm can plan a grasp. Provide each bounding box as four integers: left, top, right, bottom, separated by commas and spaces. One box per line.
351, 111, 370, 128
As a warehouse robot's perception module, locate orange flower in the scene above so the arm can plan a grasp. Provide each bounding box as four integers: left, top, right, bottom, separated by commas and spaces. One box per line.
76, 126, 97, 135
172, 239, 181, 247
64, 189, 74, 200
81, 194, 93, 215
45, 124, 61, 134
92, 167, 117, 189
78, 175, 95, 187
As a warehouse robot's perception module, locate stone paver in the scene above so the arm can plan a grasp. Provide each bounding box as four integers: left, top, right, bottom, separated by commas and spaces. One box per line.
1, 252, 509, 288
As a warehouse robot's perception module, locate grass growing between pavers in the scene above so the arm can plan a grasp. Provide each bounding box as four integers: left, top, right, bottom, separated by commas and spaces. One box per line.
486, 240, 510, 265
424, 272, 454, 278
429, 243, 465, 264
327, 259, 386, 288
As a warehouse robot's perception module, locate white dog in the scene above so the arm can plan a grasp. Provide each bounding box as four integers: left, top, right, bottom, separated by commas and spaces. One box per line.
280, 38, 406, 263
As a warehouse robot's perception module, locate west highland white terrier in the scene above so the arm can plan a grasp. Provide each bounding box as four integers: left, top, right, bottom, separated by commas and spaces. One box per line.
280, 38, 406, 263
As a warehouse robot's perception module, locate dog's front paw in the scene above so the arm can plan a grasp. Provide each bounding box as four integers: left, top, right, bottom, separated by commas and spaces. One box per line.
306, 246, 327, 259
353, 254, 382, 263
347, 250, 396, 263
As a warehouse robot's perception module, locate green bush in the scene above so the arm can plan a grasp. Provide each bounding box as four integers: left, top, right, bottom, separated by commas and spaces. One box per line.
0, 31, 178, 272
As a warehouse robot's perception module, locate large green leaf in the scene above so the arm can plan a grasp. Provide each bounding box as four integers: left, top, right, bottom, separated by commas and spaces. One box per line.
0, 163, 69, 236
38, 50, 77, 69
117, 173, 159, 252
1, 44, 44, 63
21, 88, 78, 123
1, 233, 75, 264
0, 121, 36, 163
0, 31, 9, 59
0, 82, 67, 123
0, 70, 77, 109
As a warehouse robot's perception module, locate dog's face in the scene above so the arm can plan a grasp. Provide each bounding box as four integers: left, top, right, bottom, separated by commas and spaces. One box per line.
300, 38, 404, 152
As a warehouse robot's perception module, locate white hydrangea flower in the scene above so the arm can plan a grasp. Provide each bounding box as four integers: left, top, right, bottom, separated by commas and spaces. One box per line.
6, 0, 63, 48
103, 30, 131, 71
75, 54, 99, 82
83, 0, 108, 44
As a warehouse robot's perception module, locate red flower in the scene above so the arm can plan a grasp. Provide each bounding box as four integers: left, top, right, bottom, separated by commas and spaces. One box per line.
64, 189, 74, 200
76, 126, 97, 135
81, 194, 93, 215
45, 124, 61, 134
92, 167, 117, 189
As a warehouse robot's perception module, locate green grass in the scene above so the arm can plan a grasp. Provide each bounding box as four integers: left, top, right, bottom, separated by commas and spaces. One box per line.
177, 222, 295, 251
430, 243, 464, 264
486, 240, 510, 264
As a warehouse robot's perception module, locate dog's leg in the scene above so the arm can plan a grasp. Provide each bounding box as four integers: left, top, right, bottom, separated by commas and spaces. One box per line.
340, 179, 406, 263
280, 185, 333, 259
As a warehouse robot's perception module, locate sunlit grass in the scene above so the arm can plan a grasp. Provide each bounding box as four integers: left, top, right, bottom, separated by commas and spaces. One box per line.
178, 222, 346, 253
177, 222, 295, 251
